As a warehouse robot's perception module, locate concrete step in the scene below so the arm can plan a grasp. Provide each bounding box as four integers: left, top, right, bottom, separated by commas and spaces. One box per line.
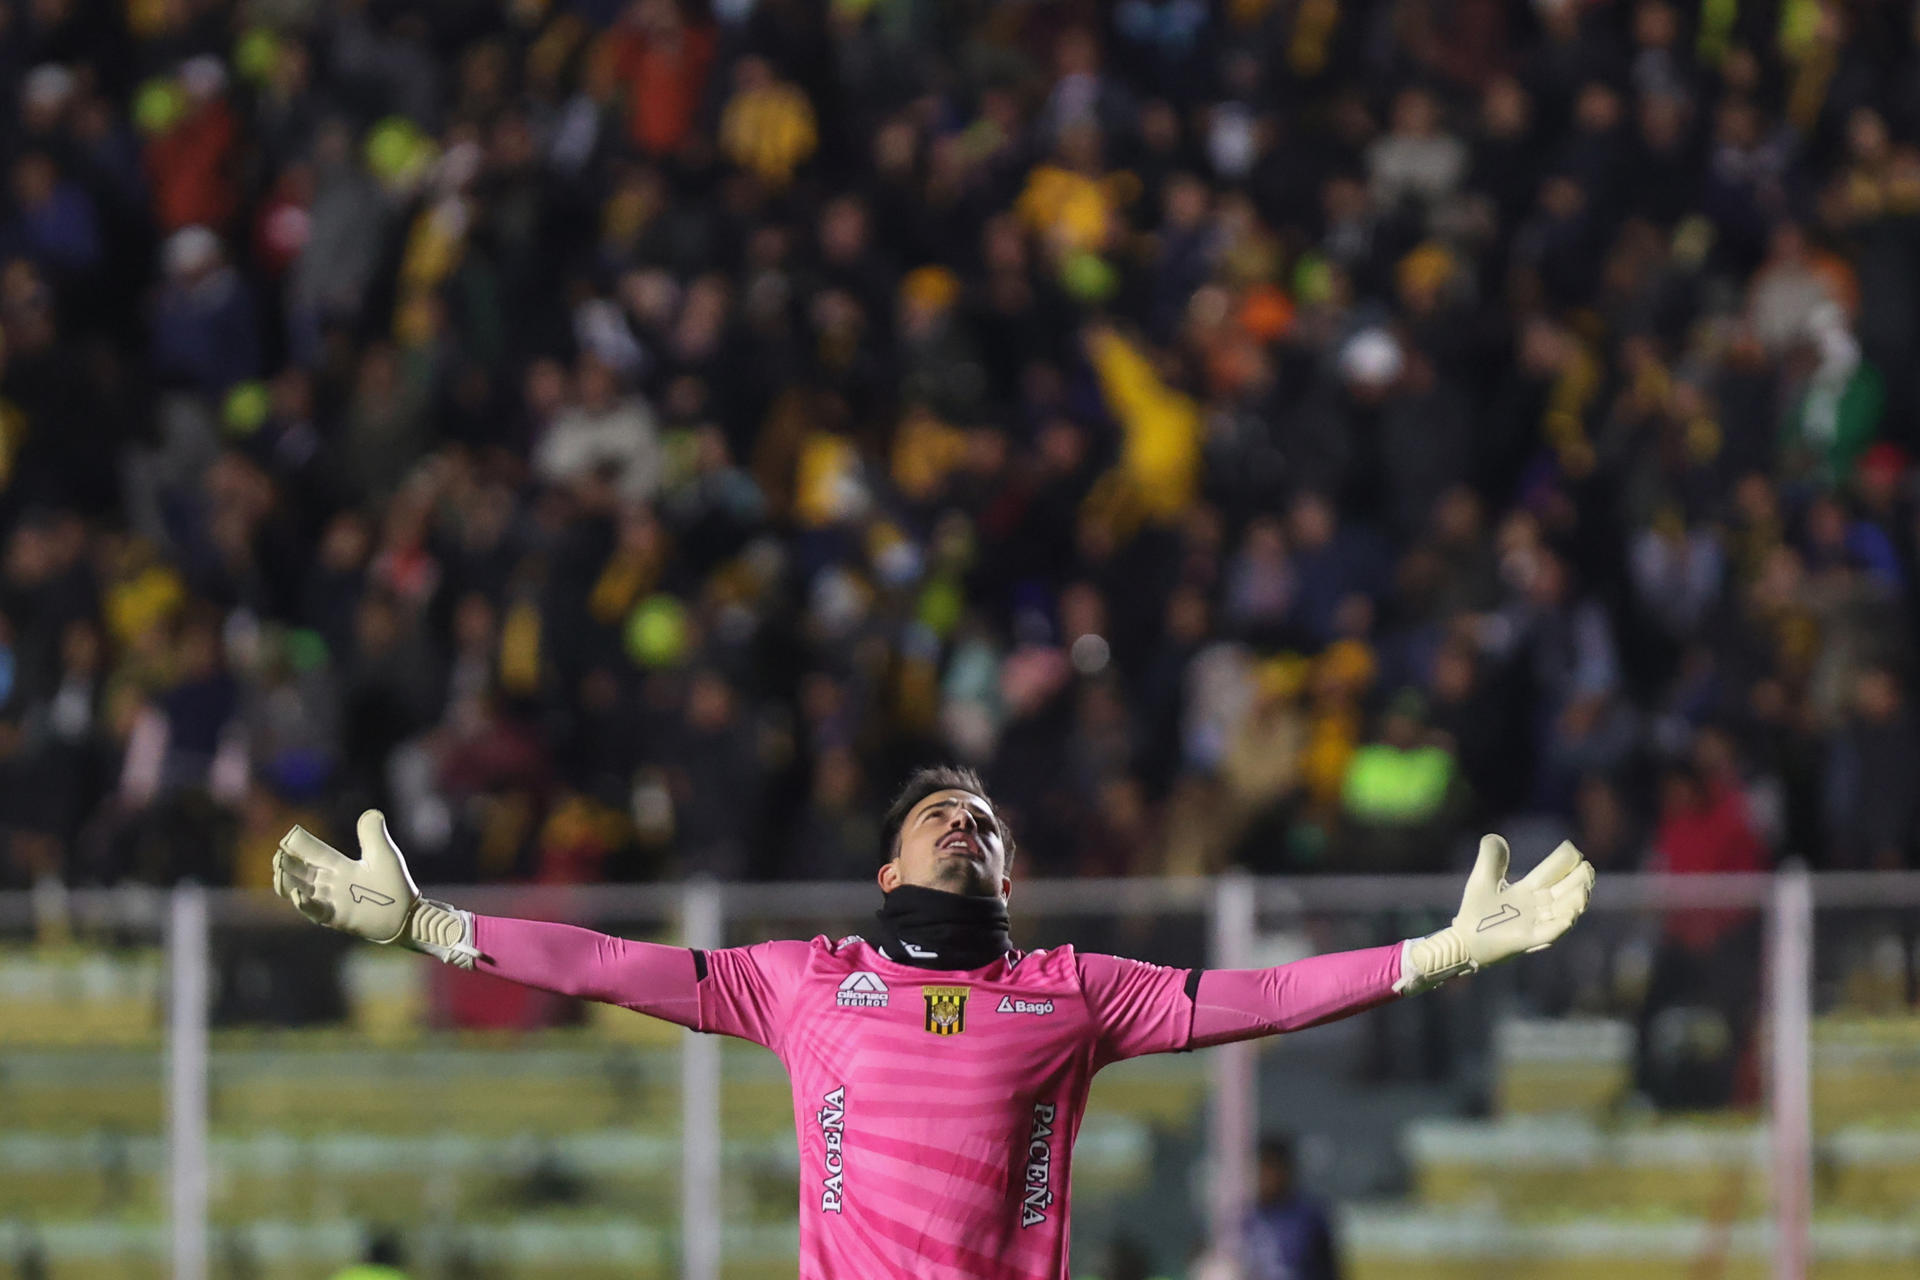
1495, 1015, 1920, 1126
2, 1034, 1208, 1134
1408, 1116, 1920, 1216
1343, 1207, 1920, 1280
0, 1043, 685, 1136
0, 1215, 804, 1280
0, 1116, 1157, 1220
10, 1208, 1917, 1280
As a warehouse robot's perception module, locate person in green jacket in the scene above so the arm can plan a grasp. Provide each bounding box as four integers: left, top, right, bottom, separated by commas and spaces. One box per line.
329, 1229, 408, 1280
1341, 688, 1466, 871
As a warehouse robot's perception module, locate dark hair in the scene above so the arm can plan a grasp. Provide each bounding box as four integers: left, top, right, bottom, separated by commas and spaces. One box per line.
366, 1227, 405, 1266
880, 765, 1016, 869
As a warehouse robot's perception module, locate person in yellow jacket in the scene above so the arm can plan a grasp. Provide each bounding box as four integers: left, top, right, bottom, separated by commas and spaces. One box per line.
1015, 122, 1138, 254
1082, 324, 1203, 523
719, 55, 817, 187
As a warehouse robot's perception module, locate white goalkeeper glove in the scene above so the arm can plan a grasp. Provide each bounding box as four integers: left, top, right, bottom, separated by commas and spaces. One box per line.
273, 809, 480, 968
1394, 834, 1596, 995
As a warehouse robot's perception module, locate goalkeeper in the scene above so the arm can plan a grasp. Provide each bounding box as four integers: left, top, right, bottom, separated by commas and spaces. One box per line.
274, 765, 1593, 1280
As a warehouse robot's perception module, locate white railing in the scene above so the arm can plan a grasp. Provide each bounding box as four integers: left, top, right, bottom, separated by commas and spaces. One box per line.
166, 885, 209, 1280
1768, 868, 1812, 1280
7, 870, 1918, 1280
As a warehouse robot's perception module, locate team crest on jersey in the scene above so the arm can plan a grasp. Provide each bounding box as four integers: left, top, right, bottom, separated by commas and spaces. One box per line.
922, 985, 969, 1035
836, 971, 890, 1008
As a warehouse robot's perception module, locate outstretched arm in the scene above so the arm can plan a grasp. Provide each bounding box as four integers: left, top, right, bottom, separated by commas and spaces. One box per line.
472, 915, 703, 1027
470, 920, 800, 1044
1191, 833, 1598, 1046
1080, 944, 1405, 1061
1086, 834, 1596, 1059
1187, 944, 1403, 1048
272, 811, 766, 1036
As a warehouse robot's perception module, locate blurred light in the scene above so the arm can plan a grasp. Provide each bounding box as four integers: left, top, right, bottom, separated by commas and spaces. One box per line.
1070, 633, 1110, 675
133, 79, 185, 135
625, 594, 689, 668
234, 29, 279, 84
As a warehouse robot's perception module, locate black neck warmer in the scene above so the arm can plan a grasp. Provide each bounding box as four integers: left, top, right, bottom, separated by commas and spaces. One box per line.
870, 884, 1012, 971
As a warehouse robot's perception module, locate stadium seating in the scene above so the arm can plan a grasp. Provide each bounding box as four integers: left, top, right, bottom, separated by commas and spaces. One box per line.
1342, 1015, 1920, 1280
0, 941, 1202, 1276
7, 941, 1919, 1278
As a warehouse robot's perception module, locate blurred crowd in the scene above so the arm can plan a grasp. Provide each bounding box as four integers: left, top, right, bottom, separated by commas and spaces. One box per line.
3, 0, 1920, 894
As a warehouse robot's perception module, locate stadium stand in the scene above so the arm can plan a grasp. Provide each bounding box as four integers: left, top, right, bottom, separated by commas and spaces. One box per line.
5, 0, 1920, 1276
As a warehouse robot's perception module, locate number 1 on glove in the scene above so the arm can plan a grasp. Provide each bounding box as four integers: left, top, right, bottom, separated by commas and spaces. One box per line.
273, 810, 480, 968
1395, 834, 1597, 994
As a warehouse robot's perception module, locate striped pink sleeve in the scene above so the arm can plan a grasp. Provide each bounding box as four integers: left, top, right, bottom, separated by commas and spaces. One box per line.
1078, 952, 1199, 1066
1188, 944, 1403, 1048
695, 940, 812, 1049
472, 914, 703, 1027
471, 917, 808, 1049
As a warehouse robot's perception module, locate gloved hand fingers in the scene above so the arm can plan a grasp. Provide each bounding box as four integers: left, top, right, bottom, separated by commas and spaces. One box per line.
1548, 860, 1597, 909
284, 865, 321, 900
273, 842, 310, 886
279, 826, 349, 876
274, 849, 321, 899
1524, 910, 1575, 952
1515, 840, 1583, 891
288, 885, 333, 926
1463, 834, 1511, 901
1524, 875, 1595, 952
356, 809, 405, 877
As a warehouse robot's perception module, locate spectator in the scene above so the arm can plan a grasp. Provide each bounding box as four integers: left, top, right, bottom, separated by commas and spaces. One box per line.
597, 0, 716, 161
144, 57, 239, 234
1368, 87, 1467, 216
1340, 689, 1463, 872
6, 151, 101, 279
718, 57, 816, 190
330, 1227, 408, 1280
0, 0, 1916, 899
286, 119, 390, 363
532, 355, 663, 505
1825, 666, 1919, 869
1637, 755, 1770, 1108
1242, 1136, 1341, 1280
150, 226, 259, 397
667, 668, 760, 880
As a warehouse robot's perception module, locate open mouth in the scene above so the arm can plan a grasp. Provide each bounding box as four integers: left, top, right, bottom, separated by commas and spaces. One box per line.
939, 834, 980, 856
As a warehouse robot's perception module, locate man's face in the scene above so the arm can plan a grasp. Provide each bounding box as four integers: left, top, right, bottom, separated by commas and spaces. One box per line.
878, 789, 1010, 901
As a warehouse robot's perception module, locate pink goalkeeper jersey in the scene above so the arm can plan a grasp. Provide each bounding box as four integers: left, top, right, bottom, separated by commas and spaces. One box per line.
472, 917, 1402, 1280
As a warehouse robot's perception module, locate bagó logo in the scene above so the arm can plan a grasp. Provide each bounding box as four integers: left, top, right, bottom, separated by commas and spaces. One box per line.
922, 985, 969, 1035
997, 996, 1054, 1015
836, 972, 890, 1008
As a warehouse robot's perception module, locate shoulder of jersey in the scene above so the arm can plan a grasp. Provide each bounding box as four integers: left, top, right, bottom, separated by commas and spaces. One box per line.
820, 934, 877, 963
1008, 944, 1078, 982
